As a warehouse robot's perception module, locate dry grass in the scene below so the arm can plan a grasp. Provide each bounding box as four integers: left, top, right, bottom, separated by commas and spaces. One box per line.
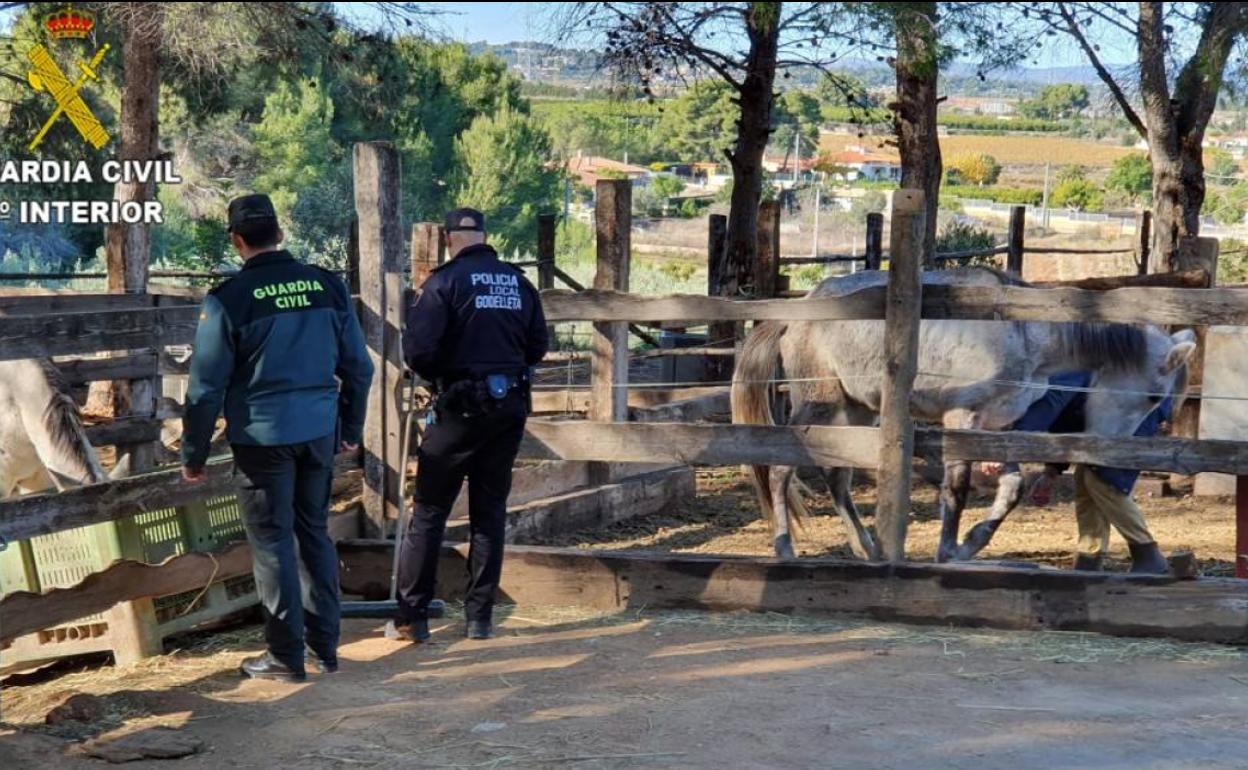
821, 131, 1135, 167
544, 468, 1240, 576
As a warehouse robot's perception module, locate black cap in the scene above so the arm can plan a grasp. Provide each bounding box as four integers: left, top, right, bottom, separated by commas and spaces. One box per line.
228, 194, 278, 233
445, 207, 485, 233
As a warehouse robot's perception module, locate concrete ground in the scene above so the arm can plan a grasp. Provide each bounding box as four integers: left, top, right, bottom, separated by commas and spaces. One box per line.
3, 607, 1247, 769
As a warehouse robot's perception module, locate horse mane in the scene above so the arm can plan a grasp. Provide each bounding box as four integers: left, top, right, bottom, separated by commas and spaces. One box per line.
36, 359, 104, 483
1056, 322, 1150, 372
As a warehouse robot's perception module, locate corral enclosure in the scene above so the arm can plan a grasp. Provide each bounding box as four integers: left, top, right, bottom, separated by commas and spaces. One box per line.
3, 142, 1248, 685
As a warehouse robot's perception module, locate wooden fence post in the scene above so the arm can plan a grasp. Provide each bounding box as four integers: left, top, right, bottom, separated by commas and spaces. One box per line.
865, 212, 884, 271
1134, 210, 1152, 276
538, 213, 557, 345
590, 179, 631, 485
1006, 205, 1026, 277
755, 199, 781, 298
1238, 475, 1248, 579
347, 216, 361, 294
410, 223, 445, 290
107, 293, 165, 665
1171, 236, 1219, 448
354, 142, 405, 539
706, 214, 734, 380
875, 189, 927, 563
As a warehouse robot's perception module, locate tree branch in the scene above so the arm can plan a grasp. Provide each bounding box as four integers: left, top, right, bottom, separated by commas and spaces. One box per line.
1174, 2, 1248, 136
1056, 2, 1146, 136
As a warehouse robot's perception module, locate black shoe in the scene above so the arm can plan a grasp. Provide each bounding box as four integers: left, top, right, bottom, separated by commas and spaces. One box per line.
1072, 552, 1104, 571
240, 651, 306, 682
384, 618, 431, 643
428, 599, 446, 619
465, 620, 493, 640
305, 648, 339, 674
1128, 541, 1170, 575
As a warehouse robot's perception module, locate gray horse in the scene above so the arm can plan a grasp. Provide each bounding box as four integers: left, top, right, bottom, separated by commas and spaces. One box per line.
0, 358, 113, 497
731, 267, 1198, 560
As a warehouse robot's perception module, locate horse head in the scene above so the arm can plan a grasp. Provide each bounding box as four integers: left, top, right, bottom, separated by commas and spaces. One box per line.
1083, 328, 1197, 438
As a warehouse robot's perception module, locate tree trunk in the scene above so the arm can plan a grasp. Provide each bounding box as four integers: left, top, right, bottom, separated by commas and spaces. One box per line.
1137, 0, 1241, 270
721, 5, 779, 298
87, 11, 162, 416
891, 2, 940, 266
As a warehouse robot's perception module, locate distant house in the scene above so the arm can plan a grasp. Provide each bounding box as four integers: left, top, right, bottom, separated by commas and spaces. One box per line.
821, 145, 901, 183
564, 153, 651, 188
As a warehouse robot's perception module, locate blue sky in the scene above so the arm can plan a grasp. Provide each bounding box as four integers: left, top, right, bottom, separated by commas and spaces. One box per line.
0, 3, 1135, 71
386, 2, 1137, 70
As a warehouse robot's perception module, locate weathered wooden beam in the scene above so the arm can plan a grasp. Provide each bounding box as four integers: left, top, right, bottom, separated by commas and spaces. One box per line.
1034, 269, 1209, 291
410, 222, 445, 289
0, 459, 235, 544
1006, 205, 1025, 277
84, 416, 163, 447
755, 200, 781, 298
355, 141, 405, 539
520, 421, 882, 467
590, 180, 632, 486
591, 179, 631, 425
629, 391, 731, 423
55, 351, 158, 386
337, 542, 1248, 645
531, 386, 728, 414
876, 189, 926, 562
0, 454, 360, 544
864, 212, 884, 271
921, 429, 1248, 475
1135, 210, 1152, 276
540, 284, 1248, 326
706, 213, 735, 381
514, 420, 1248, 476
537, 213, 557, 344
0, 543, 254, 646
0, 306, 198, 361
0, 293, 155, 314
447, 466, 695, 545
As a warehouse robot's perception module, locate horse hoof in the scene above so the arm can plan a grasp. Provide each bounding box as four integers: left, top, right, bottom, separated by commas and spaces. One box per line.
774, 535, 796, 559
936, 546, 958, 564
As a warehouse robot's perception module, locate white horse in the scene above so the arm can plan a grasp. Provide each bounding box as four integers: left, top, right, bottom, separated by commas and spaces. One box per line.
0, 358, 113, 497
731, 267, 1198, 560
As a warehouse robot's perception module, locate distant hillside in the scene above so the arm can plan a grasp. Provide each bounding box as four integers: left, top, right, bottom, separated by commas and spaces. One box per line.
467, 40, 1109, 98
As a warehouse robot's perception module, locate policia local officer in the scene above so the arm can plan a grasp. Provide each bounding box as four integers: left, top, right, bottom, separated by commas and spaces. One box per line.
181, 194, 374, 681
387, 208, 549, 642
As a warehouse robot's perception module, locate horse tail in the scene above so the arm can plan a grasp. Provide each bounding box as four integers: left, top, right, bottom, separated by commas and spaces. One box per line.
730, 322, 807, 535
22, 359, 108, 487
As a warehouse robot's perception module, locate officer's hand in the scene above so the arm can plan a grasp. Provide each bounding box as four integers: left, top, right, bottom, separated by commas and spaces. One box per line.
182, 465, 207, 484
339, 441, 359, 454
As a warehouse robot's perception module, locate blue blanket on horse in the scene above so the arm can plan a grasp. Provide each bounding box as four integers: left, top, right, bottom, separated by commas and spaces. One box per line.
1008, 371, 1171, 495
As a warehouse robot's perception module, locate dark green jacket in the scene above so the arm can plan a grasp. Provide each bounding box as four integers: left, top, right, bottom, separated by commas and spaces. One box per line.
181, 250, 373, 467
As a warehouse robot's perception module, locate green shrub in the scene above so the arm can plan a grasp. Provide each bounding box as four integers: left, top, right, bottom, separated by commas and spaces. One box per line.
934, 220, 998, 268
941, 185, 1043, 206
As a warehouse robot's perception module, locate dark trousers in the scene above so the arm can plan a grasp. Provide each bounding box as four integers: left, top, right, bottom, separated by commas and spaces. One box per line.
397, 392, 527, 623
232, 434, 340, 671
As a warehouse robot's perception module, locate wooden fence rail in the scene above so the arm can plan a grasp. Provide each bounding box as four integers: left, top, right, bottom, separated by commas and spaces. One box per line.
8, 420, 1248, 547
540, 285, 1248, 326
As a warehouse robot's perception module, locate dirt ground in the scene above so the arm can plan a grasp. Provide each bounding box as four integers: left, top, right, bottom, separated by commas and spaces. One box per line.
542, 469, 1240, 576
3, 606, 1248, 770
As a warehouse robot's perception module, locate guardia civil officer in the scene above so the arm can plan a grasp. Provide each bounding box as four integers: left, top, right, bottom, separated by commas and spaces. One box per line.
387, 208, 549, 642
181, 194, 374, 681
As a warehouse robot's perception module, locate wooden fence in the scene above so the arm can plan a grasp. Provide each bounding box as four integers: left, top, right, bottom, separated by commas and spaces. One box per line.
4, 144, 1248, 648
773, 205, 1148, 278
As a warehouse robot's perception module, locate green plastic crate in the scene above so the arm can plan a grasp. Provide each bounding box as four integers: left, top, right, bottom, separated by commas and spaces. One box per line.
0, 494, 255, 667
